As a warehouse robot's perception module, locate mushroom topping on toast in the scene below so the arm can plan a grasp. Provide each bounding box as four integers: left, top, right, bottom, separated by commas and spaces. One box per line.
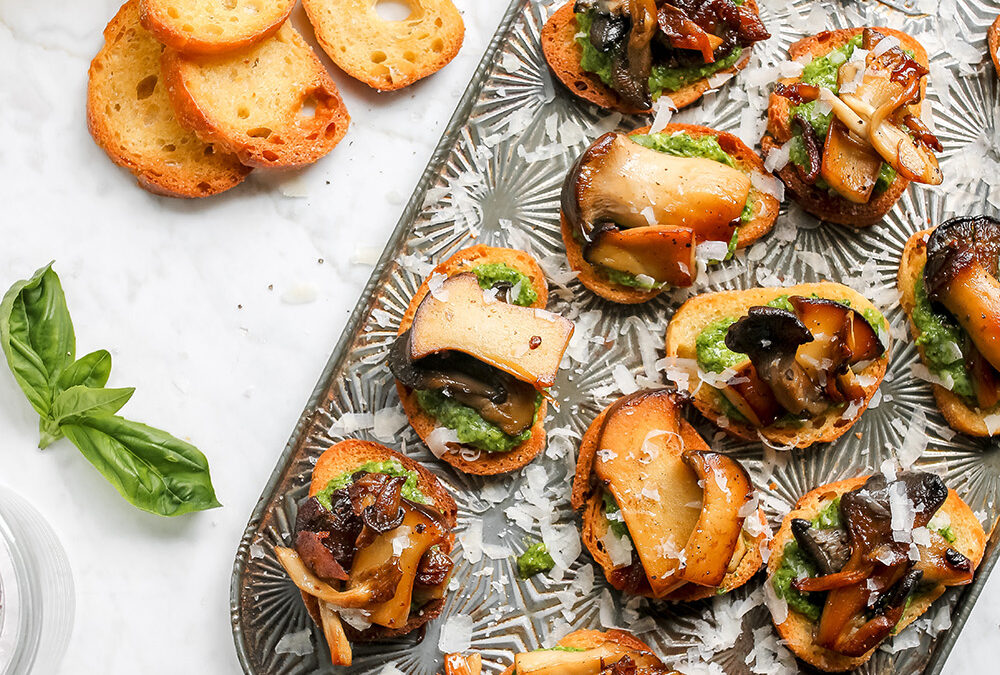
501, 629, 680, 675
390, 248, 575, 474
768, 472, 985, 670
765, 28, 940, 225
688, 291, 886, 434
898, 217, 1000, 435
274, 441, 457, 666
547, 0, 770, 113
561, 126, 779, 302
573, 389, 767, 601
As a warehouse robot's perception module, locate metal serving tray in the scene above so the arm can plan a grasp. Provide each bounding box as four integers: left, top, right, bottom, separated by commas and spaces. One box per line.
231, 0, 1000, 672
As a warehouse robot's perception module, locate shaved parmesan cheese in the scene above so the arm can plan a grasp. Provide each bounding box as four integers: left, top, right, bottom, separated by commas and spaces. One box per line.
427, 272, 449, 301
461, 518, 483, 564
612, 364, 638, 395
764, 143, 791, 172
751, 171, 784, 201
438, 613, 473, 652
872, 35, 901, 57
650, 96, 677, 133
275, 629, 312, 656
911, 362, 955, 391
330, 411, 374, 435
984, 413, 1000, 436
426, 426, 460, 458
372, 406, 407, 441
601, 529, 634, 567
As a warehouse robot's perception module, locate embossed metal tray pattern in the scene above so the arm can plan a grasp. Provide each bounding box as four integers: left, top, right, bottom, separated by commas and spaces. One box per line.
231, 0, 1000, 672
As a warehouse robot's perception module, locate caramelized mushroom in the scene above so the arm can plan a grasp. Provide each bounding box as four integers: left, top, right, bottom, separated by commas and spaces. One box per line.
562, 132, 750, 244
388, 331, 538, 436
925, 216, 1000, 374
584, 223, 696, 286
720, 360, 783, 427
791, 518, 849, 575
820, 119, 882, 204
725, 307, 827, 416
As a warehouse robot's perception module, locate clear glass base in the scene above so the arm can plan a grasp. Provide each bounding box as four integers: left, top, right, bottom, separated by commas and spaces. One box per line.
0, 487, 74, 675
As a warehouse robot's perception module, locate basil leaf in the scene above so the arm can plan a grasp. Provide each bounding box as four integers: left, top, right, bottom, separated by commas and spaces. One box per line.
58, 349, 112, 390
52, 386, 134, 422
0, 263, 76, 417
60, 413, 221, 517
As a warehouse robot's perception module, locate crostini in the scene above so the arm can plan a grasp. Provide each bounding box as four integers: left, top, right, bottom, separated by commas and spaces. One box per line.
561, 124, 780, 303
500, 629, 680, 674
541, 0, 770, 114
389, 246, 575, 475
274, 439, 458, 666
990, 15, 1000, 77
762, 28, 942, 227
665, 284, 890, 448
767, 471, 986, 671
573, 389, 768, 601
898, 217, 1000, 436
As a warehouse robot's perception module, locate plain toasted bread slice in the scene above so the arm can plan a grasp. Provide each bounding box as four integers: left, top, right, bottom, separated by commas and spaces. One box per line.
499, 629, 673, 675
990, 15, 1000, 76
161, 22, 350, 168
665, 283, 891, 448
898, 229, 1000, 436
139, 0, 294, 54
299, 439, 457, 642
572, 397, 766, 602
87, 0, 250, 197
762, 28, 928, 227
767, 476, 986, 672
396, 246, 550, 476
562, 123, 780, 304
541, 1, 756, 114
303, 0, 464, 91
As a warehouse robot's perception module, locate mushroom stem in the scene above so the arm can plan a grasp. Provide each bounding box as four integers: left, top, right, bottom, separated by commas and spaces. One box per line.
318, 601, 353, 666
274, 546, 398, 608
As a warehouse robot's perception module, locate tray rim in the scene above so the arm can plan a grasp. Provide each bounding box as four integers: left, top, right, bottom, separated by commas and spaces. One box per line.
229, 1, 1000, 672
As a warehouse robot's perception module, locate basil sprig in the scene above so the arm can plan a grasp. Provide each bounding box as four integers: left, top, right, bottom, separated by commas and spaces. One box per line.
1, 263, 221, 517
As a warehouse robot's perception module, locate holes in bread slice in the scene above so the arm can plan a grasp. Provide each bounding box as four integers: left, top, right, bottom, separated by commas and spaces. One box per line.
431, 38, 444, 53
247, 127, 272, 138
375, 0, 413, 22
371, 50, 388, 64
136, 74, 158, 100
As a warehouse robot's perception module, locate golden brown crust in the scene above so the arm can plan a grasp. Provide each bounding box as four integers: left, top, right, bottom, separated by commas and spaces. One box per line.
562, 123, 780, 304
665, 283, 891, 448
138, 0, 294, 54
767, 476, 987, 672
303, 0, 464, 91
396, 245, 552, 475
86, 0, 250, 197
573, 396, 766, 601
301, 439, 457, 642
990, 16, 1000, 77
540, 1, 756, 114
897, 229, 1000, 436
762, 27, 928, 227
161, 23, 350, 169
499, 629, 670, 675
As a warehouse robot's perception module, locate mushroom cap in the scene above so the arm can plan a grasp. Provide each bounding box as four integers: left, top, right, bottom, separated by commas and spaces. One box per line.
924, 215, 1000, 300
724, 305, 814, 360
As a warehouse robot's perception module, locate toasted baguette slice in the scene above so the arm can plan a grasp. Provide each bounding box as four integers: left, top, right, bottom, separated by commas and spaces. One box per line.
990, 15, 1000, 76
500, 629, 676, 675
898, 229, 1000, 436
303, 0, 464, 91
299, 439, 457, 642
767, 476, 986, 672
541, 1, 757, 114
665, 283, 891, 448
162, 23, 350, 168
562, 123, 780, 304
762, 28, 928, 227
139, 0, 294, 54
87, 0, 249, 197
396, 246, 550, 476
572, 392, 767, 602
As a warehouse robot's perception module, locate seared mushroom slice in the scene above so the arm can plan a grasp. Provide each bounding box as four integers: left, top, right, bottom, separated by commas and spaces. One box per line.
829, 29, 942, 186
578, 0, 629, 52
725, 307, 827, 417
584, 222, 696, 287
444, 653, 482, 675
925, 215, 1000, 374
791, 517, 849, 575
656, 3, 723, 62
820, 119, 883, 204
562, 133, 750, 244
388, 333, 538, 436
721, 361, 783, 427
514, 643, 662, 675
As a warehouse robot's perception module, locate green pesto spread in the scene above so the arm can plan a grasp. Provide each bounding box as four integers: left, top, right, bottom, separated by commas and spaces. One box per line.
602, 267, 667, 291
517, 541, 555, 578
471, 263, 537, 307
695, 296, 793, 373
575, 12, 743, 99
602, 491, 632, 540
315, 460, 429, 508
786, 34, 896, 194
415, 389, 540, 454
911, 273, 975, 400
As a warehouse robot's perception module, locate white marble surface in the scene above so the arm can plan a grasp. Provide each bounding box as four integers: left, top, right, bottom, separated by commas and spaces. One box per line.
0, 1, 997, 673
